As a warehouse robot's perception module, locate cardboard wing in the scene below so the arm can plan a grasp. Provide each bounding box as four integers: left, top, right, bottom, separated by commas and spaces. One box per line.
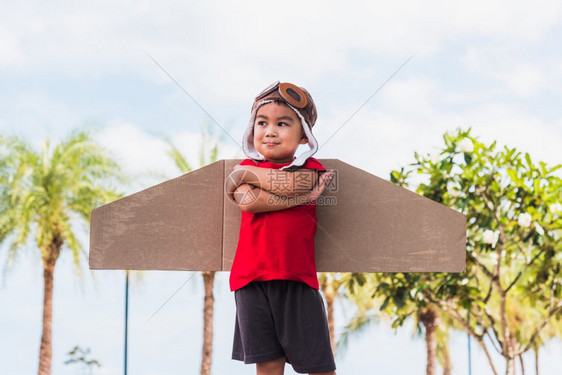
89, 159, 466, 272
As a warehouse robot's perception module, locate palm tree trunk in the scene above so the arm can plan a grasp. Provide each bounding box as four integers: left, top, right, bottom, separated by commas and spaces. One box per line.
319, 277, 337, 357
535, 349, 539, 375
320, 273, 336, 357
442, 346, 452, 375
38, 248, 60, 375
325, 291, 336, 357
505, 334, 517, 375
420, 306, 439, 375
519, 354, 525, 375
200, 271, 215, 375
505, 357, 516, 375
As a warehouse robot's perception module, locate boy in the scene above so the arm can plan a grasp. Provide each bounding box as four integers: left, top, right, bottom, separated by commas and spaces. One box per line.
226, 81, 337, 375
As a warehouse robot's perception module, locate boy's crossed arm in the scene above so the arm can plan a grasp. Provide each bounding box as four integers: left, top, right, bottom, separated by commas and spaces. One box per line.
226, 166, 334, 213
227, 165, 319, 196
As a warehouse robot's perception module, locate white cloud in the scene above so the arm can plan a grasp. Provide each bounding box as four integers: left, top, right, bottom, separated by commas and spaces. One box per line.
95, 120, 242, 193
461, 44, 555, 97
313, 76, 562, 181
459, 104, 562, 167
2, 0, 562, 91
0, 89, 82, 140
0, 25, 22, 65
446, 0, 562, 38
495, 64, 545, 97
376, 78, 438, 117
96, 121, 174, 178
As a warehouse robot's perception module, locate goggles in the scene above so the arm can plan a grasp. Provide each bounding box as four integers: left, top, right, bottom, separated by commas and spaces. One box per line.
255, 81, 309, 109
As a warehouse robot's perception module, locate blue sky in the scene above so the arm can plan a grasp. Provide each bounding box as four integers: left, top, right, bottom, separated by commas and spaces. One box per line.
1, 1, 562, 374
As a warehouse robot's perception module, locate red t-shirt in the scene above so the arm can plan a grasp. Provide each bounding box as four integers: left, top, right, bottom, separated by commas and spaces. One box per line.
229, 158, 326, 291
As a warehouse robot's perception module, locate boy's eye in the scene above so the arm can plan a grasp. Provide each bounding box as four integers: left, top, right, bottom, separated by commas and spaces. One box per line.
257, 121, 267, 126
278, 122, 288, 127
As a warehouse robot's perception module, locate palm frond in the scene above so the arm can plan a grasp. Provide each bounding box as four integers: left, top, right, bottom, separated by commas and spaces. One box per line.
165, 139, 192, 174
0, 129, 123, 272
337, 311, 380, 356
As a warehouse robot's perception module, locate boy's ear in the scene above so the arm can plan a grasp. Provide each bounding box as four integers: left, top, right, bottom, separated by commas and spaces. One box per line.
300, 133, 308, 144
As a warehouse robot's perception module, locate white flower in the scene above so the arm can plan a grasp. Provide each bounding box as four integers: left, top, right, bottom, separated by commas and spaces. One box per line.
457, 138, 474, 153
430, 153, 442, 164
549, 202, 562, 214
447, 181, 461, 197
483, 229, 500, 248
518, 213, 532, 227
490, 252, 499, 265
535, 224, 545, 236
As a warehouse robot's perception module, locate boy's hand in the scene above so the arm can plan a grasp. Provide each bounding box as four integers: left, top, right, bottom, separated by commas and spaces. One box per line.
307, 170, 334, 202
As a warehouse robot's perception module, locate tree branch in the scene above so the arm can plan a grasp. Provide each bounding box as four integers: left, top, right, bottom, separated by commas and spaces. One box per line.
519, 302, 562, 355
425, 294, 485, 344
484, 330, 503, 355
474, 257, 495, 280
494, 227, 510, 356
474, 308, 503, 354
497, 278, 509, 355
483, 277, 494, 304
433, 301, 499, 375
505, 245, 544, 294
483, 308, 504, 355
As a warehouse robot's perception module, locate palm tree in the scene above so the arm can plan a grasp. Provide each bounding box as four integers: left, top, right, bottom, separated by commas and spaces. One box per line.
339, 275, 456, 375
166, 131, 218, 375
418, 306, 439, 375
416, 304, 455, 375
0, 131, 122, 375
319, 272, 381, 358
318, 273, 341, 356
435, 314, 453, 375
503, 294, 562, 375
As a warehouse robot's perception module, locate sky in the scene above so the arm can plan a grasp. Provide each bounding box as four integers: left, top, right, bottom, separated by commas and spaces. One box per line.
1, 0, 562, 374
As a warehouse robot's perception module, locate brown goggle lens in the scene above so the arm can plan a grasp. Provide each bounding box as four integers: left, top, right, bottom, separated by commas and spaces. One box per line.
279, 82, 308, 109
255, 81, 308, 109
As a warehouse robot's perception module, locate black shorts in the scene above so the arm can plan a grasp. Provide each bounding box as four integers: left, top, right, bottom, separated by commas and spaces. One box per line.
232, 280, 336, 374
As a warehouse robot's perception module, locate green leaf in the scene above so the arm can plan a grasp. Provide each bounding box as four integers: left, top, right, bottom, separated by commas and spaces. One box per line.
376, 282, 390, 293
393, 287, 407, 308
548, 164, 562, 174
380, 296, 391, 311
341, 128, 562, 364
525, 153, 533, 169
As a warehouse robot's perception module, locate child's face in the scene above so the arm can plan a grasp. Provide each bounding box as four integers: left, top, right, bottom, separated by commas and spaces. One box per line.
253, 102, 308, 164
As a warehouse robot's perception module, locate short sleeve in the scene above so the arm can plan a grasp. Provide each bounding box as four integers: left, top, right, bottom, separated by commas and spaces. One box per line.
239, 159, 258, 166
302, 157, 326, 171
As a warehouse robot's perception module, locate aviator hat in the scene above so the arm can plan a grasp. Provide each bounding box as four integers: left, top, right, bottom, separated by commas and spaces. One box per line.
242, 81, 318, 170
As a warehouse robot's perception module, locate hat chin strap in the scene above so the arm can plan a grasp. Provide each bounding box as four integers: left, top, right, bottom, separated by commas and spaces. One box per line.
242, 100, 318, 170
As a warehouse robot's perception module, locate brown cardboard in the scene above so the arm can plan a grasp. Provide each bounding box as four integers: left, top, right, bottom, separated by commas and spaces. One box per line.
89, 159, 466, 272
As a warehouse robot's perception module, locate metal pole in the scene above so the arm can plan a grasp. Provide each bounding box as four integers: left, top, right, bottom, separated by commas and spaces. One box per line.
125, 271, 129, 375
468, 309, 472, 375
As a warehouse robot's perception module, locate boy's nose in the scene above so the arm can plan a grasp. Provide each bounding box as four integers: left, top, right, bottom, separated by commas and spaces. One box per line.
264, 125, 277, 137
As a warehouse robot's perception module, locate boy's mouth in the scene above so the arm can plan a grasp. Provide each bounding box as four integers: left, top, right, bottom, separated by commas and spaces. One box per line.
263, 141, 279, 146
